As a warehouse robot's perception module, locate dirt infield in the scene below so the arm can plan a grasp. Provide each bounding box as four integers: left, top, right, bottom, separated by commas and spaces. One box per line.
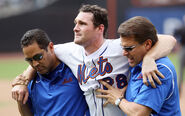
0, 52, 24, 60
0, 80, 19, 116
0, 80, 185, 116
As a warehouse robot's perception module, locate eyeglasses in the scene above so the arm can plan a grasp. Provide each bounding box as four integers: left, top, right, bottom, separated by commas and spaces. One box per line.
121, 45, 137, 52
25, 53, 43, 63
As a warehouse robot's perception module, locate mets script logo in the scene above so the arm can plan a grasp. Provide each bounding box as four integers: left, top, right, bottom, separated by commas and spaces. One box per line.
77, 56, 113, 85
137, 74, 143, 79
62, 77, 73, 85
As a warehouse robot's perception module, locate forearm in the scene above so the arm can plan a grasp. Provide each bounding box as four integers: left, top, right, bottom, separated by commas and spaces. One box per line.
12, 65, 36, 87
22, 65, 36, 81
12, 66, 36, 104
17, 102, 33, 116
96, 81, 152, 115
145, 34, 176, 60
118, 99, 136, 116
119, 99, 151, 116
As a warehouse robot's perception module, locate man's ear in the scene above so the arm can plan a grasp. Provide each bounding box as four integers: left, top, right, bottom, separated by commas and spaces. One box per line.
98, 24, 105, 33
145, 39, 152, 51
49, 42, 54, 47
48, 42, 54, 52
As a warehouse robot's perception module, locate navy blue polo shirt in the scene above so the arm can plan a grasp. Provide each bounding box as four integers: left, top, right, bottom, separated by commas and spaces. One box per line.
27, 62, 89, 116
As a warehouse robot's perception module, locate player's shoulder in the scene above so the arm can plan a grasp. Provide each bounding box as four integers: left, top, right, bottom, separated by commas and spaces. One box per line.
156, 57, 175, 69
54, 42, 81, 49
106, 38, 121, 44
156, 57, 176, 80
54, 42, 83, 53
105, 38, 122, 52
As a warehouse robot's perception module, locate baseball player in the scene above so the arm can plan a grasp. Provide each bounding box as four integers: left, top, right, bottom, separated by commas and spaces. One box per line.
54, 39, 129, 116
12, 4, 176, 116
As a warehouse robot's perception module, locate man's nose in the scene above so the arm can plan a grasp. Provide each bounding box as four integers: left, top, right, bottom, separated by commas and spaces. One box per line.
123, 50, 128, 56
32, 60, 39, 67
73, 24, 79, 32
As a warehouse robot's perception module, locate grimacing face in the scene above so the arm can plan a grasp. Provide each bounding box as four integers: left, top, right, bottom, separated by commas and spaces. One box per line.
23, 42, 54, 74
73, 12, 100, 47
121, 37, 148, 67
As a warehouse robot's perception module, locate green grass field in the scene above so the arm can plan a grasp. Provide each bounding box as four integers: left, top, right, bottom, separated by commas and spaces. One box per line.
0, 53, 184, 80
0, 59, 28, 80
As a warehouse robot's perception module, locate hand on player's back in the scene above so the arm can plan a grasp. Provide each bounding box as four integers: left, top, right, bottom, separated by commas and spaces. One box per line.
96, 80, 127, 107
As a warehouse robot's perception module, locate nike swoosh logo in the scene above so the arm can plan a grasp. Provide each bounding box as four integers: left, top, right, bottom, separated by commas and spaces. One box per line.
36, 80, 40, 83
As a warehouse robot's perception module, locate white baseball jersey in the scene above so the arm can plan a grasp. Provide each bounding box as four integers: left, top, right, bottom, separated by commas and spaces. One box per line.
54, 38, 129, 116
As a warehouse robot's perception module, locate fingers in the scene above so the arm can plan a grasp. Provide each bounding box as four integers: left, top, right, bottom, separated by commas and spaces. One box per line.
96, 94, 110, 107
18, 92, 24, 102
143, 72, 156, 88
18, 90, 27, 103
96, 94, 109, 107
147, 74, 156, 88
103, 100, 109, 107
12, 91, 18, 101
151, 72, 162, 85
99, 80, 113, 89
23, 92, 29, 104
120, 85, 127, 97
142, 74, 149, 86
122, 85, 127, 92
155, 70, 164, 79
142, 70, 164, 88
12, 87, 19, 101
96, 94, 108, 99
96, 89, 109, 94
11, 85, 28, 104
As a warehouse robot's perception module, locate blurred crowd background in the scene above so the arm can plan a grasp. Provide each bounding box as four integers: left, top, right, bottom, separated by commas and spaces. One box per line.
0, 0, 184, 53
0, 0, 57, 19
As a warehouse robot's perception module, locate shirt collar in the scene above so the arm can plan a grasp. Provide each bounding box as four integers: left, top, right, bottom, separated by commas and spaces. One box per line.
37, 62, 64, 81
130, 61, 143, 74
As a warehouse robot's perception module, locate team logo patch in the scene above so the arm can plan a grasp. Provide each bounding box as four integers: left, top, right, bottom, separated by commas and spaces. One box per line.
62, 77, 72, 85
137, 74, 143, 79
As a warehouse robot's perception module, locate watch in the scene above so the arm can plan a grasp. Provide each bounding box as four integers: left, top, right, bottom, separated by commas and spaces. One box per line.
115, 96, 124, 106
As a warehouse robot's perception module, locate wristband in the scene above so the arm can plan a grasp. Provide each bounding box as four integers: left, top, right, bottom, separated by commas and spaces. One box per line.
12, 78, 29, 87
115, 96, 124, 106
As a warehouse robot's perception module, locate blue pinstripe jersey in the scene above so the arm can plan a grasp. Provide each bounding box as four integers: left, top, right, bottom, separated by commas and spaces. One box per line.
126, 57, 181, 116
27, 62, 89, 116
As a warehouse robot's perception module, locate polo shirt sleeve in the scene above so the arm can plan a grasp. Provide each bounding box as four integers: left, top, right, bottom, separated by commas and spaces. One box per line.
26, 81, 34, 113
133, 63, 174, 113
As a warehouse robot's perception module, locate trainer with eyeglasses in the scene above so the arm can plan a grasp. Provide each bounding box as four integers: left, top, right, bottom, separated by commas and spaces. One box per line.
96, 16, 181, 116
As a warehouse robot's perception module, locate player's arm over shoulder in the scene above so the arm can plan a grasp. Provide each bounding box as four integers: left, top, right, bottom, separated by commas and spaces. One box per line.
149, 34, 176, 60
54, 42, 82, 60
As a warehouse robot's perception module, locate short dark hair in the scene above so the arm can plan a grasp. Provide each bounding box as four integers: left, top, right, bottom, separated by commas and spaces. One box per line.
79, 4, 108, 37
118, 16, 158, 46
21, 29, 51, 49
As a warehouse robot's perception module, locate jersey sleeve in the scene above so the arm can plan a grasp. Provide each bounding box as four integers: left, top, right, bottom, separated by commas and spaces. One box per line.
54, 42, 82, 63
133, 63, 174, 113
54, 43, 72, 61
